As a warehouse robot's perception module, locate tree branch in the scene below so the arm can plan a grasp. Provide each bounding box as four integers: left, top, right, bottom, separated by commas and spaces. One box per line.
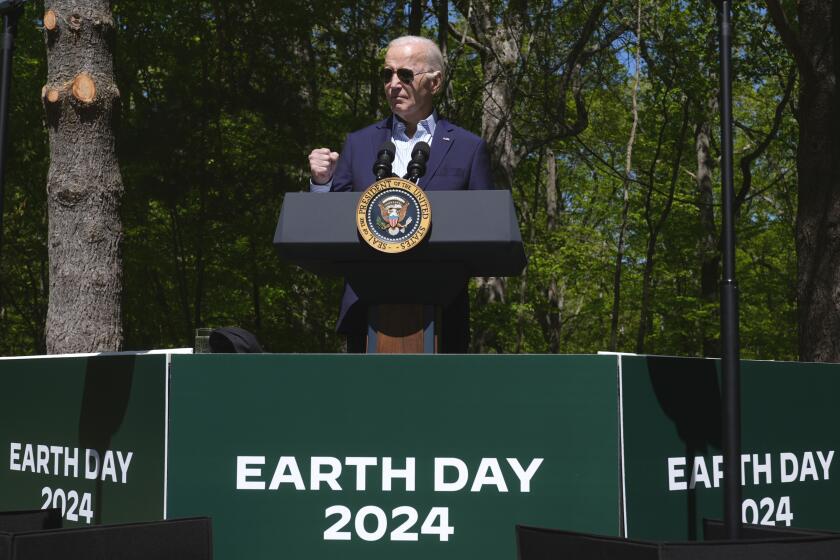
735, 65, 796, 211
558, 0, 609, 97
446, 20, 486, 53
446, 1, 487, 55
765, 0, 814, 81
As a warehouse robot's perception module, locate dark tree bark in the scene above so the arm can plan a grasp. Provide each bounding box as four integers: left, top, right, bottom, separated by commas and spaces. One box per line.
43, 1, 124, 353
409, 0, 424, 36
434, 0, 447, 55
766, 0, 838, 362
695, 111, 720, 358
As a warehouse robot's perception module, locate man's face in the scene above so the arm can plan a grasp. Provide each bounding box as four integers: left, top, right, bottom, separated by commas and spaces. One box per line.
383, 43, 441, 124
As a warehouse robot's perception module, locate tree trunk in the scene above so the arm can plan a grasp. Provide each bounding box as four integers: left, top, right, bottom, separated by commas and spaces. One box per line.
409, 0, 424, 36
470, 9, 520, 190
456, 1, 522, 353
435, 0, 447, 57
695, 111, 720, 358
44, 0, 124, 353
544, 149, 563, 353
609, 183, 630, 352
767, 0, 838, 361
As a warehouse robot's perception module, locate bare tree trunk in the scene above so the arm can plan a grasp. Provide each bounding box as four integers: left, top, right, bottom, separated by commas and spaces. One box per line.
455, 1, 522, 353
43, 1, 123, 353
545, 148, 558, 231
544, 149, 564, 353
468, 7, 521, 191
767, 0, 838, 362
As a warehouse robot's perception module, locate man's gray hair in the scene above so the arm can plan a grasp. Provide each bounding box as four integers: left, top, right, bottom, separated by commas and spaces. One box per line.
387, 36, 445, 74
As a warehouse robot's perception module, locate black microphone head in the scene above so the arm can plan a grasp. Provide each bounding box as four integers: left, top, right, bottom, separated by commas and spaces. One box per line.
378, 141, 396, 162
373, 141, 397, 180
406, 141, 430, 182
411, 141, 430, 162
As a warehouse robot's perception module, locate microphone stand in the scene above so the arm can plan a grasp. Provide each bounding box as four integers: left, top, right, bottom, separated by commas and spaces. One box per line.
0, 0, 24, 266
404, 168, 423, 184
716, 0, 742, 540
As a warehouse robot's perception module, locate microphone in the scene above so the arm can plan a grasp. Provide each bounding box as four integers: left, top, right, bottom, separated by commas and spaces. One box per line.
405, 141, 430, 183
372, 141, 396, 180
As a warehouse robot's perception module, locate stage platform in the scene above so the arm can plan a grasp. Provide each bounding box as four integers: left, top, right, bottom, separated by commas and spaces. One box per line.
1, 352, 838, 559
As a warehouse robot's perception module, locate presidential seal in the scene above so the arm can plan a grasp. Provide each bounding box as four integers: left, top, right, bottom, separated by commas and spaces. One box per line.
356, 177, 431, 253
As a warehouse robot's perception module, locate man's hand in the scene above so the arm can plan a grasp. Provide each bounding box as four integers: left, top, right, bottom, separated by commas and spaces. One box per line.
309, 148, 339, 185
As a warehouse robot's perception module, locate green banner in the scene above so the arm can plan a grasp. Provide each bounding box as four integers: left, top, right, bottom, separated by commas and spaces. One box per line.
621, 355, 840, 540
6, 351, 838, 555
166, 354, 621, 560
0, 354, 167, 526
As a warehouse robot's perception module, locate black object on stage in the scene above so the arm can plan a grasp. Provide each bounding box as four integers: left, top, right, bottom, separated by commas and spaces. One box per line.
275, 189, 525, 353
0, 517, 212, 560
713, 0, 742, 539
209, 326, 264, 353
0, 509, 61, 532
703, 518, 840, 541
516, 524, 840, 560
275, 190, 525, 303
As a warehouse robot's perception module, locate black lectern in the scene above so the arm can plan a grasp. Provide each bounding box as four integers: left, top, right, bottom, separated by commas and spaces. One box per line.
274, 190, 526, 353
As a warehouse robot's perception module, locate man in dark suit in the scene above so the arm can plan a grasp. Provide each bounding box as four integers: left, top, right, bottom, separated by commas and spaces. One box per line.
308, 35, 494, 352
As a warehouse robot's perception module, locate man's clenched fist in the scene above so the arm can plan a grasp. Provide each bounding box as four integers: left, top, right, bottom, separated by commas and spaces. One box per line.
308, 148, 340, 185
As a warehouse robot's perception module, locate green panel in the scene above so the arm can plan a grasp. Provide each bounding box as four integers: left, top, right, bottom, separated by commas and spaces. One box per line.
0, 354, 167, 526
622, 355, 840, 540
167, 354, 620, 560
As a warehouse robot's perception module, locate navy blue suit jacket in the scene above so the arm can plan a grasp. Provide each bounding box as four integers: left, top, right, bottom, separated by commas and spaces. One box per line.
330, 116, 494, 349
330, 116, 493, 192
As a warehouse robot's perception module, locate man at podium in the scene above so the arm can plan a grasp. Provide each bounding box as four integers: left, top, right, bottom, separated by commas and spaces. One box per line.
307, 35, 494, 352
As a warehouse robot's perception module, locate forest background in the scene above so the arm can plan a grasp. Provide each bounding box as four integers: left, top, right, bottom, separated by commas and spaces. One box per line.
0, 0, 817, 358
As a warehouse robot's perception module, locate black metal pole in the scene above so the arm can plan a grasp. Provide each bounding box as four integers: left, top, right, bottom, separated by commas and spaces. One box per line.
716, 0, 742, 540
0, 2, 22, 265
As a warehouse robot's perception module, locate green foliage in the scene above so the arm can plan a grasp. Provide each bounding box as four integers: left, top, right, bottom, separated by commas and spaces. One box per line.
0, 0, 802, 358
0, 1, 49, 354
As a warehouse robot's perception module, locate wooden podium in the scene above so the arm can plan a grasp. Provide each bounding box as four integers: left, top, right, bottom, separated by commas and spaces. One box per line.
274, 190, 526, 353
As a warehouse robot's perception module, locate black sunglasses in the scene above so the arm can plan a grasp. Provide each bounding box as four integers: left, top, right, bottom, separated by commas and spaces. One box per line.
380, 67, 435, 84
